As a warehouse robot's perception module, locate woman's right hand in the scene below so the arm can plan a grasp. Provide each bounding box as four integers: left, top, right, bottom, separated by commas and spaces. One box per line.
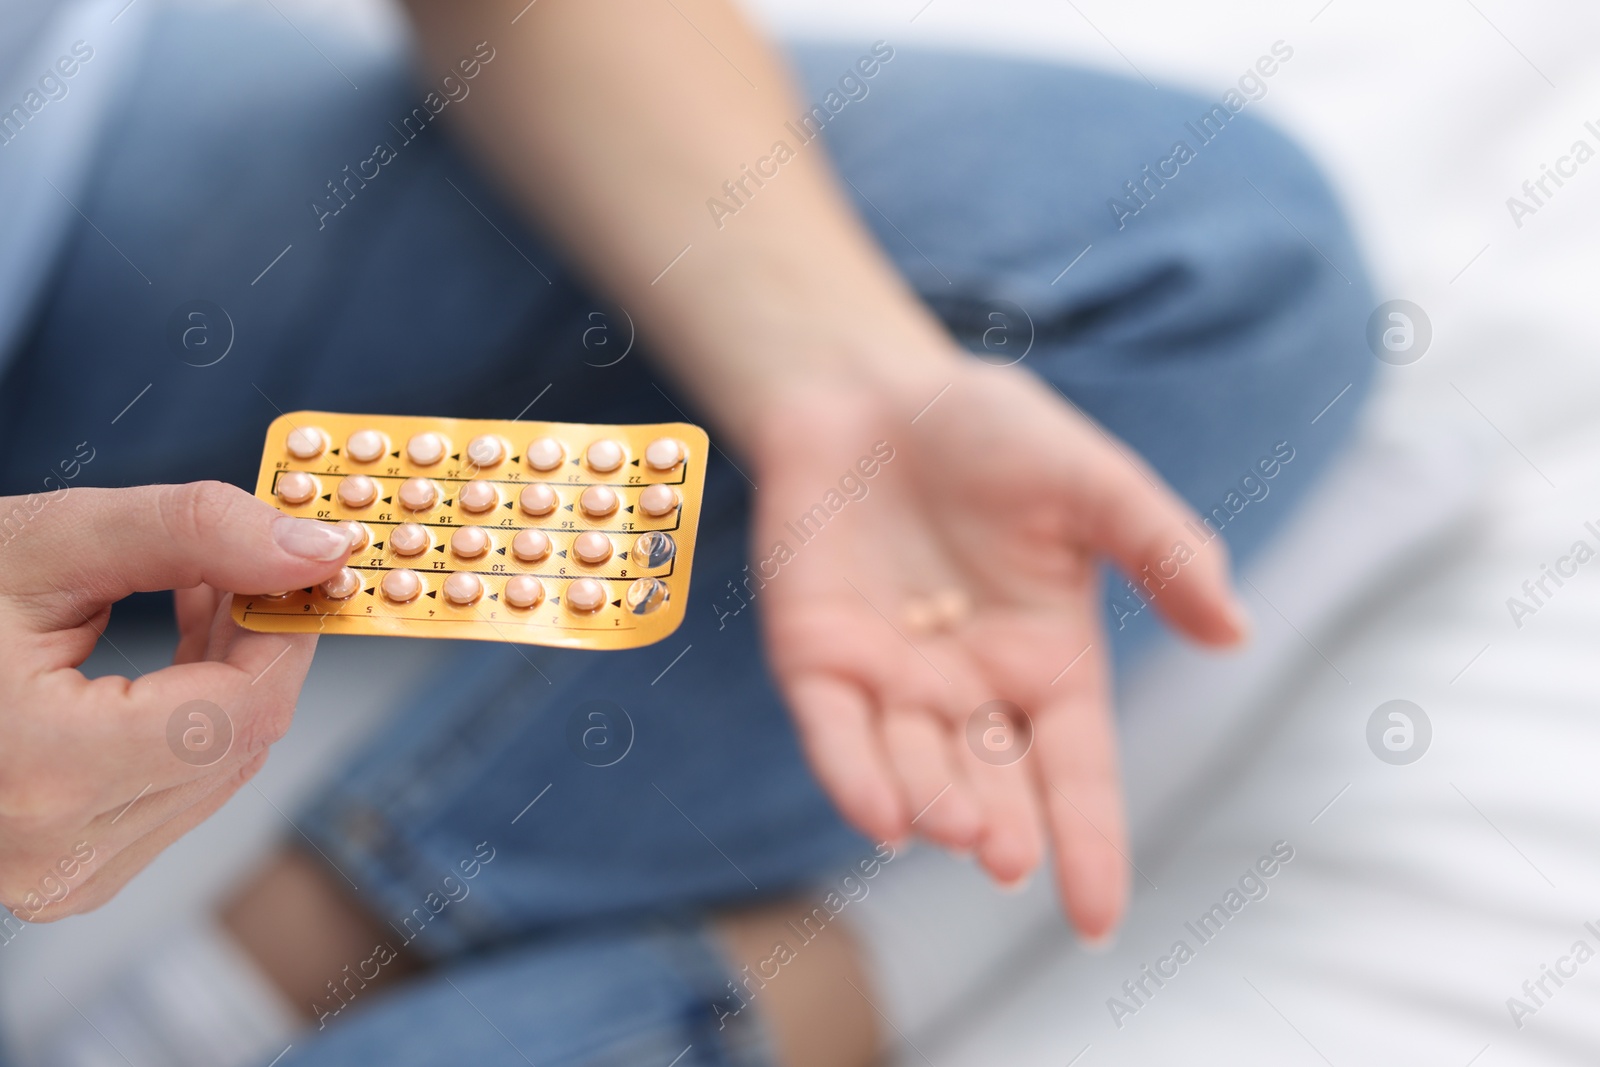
0, 482, 350, 922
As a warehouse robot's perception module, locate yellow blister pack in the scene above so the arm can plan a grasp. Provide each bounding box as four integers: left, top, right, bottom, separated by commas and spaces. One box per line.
232, 411, 709, 650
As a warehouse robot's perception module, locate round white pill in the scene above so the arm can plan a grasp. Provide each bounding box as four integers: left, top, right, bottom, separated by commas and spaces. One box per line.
458, 480, 499, 514
450, 526, 490, 558
638, 484, 679, 517
398, 477, 437, 511
443, 571, 484, 606
320, 568, 362, 600
526, 437, 565, 471
565, 578, 606, 613
337, 474, 378, 509
390, 523, 430, 556
406, 432, 446, 466
381, 569, 422, 602
286, 426, 327, 460
276, 471, 317, 505
579, 484, 618, 518
573, 531, 613, 564
346, 430, 387, 463
644, 438, 682, 471
466, 434, 505, 468
505, 575, 545, 608
586, 439, 624, 473
512, 529, 551, 562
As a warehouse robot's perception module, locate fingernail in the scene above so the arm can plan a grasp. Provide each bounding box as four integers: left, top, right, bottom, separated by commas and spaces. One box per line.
1079, 930, 1118, 953
998, 872, 1032, 895
1225, 595, 1253, 640
273, 516, 350, 561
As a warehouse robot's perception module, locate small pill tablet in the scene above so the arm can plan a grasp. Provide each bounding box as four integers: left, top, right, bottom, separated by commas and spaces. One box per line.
901, 589, 972, 635
390, 522, 431, 556
443, 571, 484, 606
466, 434, 505, 468
518, 483, 558, 517
458, 480, 499, 514
644, 438, 683, 471
930, 588, 972, 628
579, 484, 618, 518
638, 483, 679, 517
573, 531, 613, 564
566, 577, 606, 613
276, 470, 317, 505
346, 429, 387, 463
337, 520, 370, 553
320, 567, 362, 600
586, 439, 625, 473
526, 437, 565, 471
337, 474, 378, 509
450, 526, 490, 558
901, 598, 938, 634
381, 568, 422, 603
398, 477, 437, 511
406, 432, 446, 466
504, 574, 545, 609
512, 528, 551, 562
286, 426, 328, 460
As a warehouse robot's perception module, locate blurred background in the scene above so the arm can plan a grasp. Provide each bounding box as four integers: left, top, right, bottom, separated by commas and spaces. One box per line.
5, 1, 1600, 1064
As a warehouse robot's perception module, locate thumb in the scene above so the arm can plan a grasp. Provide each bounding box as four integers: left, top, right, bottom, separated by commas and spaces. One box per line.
4, 482, 351, 611
1085, 458, 1250, 647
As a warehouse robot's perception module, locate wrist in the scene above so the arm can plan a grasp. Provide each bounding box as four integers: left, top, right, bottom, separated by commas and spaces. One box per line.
649, 249, 966, 449
747, 308, 964, 405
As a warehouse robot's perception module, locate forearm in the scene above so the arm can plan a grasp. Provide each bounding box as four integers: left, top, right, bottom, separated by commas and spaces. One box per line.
403, 0, 956, 452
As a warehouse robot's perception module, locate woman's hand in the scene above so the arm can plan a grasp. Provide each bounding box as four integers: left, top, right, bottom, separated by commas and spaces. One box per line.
405, 0, 1246, 938
0, 483, 350, 921
754, 359, 1248, 938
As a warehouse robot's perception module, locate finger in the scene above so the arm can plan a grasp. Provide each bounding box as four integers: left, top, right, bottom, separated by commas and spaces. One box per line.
1034, 646, 1130, 941
1082, 449, 1248, 646
962, 734, 1046, 888
7, 482, 351, 631
28, 751, 269, 922
71, 742, 263, 876
132, 621, 316, 762
882, 643, 1037, 876
172, 584, 220, 665
880, 708, 984, 851
55, 617, 316, 806
785, 674, 907, 845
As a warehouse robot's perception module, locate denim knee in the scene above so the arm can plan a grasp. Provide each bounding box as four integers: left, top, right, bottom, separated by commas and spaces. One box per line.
282, 922, 773, 1067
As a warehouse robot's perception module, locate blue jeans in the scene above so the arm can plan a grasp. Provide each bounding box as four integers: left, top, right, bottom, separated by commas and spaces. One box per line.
0, 9, 1373, 1065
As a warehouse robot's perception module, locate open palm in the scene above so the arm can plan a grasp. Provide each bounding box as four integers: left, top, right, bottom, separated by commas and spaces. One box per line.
752, 361, 1247, 937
